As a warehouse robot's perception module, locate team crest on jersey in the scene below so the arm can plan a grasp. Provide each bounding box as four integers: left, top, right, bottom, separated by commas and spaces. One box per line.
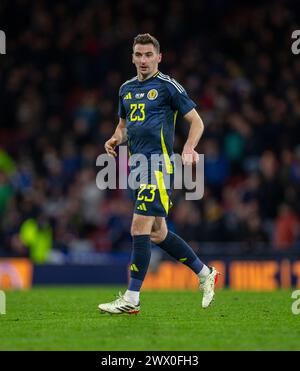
135, 93, 145, 99
147, 89, 158, 100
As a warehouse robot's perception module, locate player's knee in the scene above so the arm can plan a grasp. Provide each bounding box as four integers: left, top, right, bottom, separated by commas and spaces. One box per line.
131, 215, 155, 236
131, 225, 140, 236
131, 222, 147, 236
150, 232, 160, 244
150, 229, 167, 244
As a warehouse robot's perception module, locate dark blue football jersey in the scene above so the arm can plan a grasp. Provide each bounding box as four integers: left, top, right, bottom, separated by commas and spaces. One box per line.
118, 71, 196, 165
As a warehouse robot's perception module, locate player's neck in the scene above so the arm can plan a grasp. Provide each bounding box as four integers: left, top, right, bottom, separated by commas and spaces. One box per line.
137, 70, 159, 82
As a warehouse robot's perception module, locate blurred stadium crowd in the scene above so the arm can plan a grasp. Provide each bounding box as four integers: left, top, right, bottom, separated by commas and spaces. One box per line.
0, 0, 300, 262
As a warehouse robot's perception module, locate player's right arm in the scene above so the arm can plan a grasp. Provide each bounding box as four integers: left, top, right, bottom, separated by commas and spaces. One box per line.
104, 118, 127, 157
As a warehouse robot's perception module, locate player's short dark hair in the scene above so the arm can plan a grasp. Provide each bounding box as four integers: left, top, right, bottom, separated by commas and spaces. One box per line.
133, 33, 160, 53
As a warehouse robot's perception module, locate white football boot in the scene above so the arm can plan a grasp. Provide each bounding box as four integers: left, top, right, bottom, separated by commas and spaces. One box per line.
199, 267, 220, 308
98, 292, 140, 315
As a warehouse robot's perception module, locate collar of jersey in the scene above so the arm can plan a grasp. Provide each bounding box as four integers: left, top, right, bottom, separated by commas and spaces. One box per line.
137, 71, 160, 84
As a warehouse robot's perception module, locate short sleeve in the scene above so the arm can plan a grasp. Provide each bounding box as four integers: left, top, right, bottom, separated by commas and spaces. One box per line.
166, 79, 196, 116
118, 88, 126, 119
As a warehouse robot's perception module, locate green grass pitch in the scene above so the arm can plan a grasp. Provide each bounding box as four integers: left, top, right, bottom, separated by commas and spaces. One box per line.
1, 287, 299, 350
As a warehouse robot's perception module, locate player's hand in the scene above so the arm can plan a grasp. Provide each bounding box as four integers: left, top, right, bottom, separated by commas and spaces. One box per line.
104, 137, 119, 157
182, 145, 199, 165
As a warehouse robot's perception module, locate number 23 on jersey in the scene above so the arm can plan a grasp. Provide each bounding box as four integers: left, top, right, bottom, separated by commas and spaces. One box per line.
130, 103, 145, 122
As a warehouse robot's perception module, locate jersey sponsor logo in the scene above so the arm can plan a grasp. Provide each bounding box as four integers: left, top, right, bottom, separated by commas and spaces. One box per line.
135, 93, 145, 99
124, 92, 132, 100
147, 89, 158, 100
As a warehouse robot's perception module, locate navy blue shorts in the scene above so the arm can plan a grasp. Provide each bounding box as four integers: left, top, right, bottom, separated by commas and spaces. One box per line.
130, 162, 174, 217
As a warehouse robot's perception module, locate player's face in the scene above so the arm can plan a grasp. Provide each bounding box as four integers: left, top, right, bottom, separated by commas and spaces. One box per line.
132, 44, 161, 79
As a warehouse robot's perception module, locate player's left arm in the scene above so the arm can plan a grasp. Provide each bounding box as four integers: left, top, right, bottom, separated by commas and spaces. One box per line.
182, 108, 204, 165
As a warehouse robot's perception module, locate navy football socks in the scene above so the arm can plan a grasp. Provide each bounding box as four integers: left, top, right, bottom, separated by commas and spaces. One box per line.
127, 231, 207, 295
128, 235, 151, 292
157, 231, 204, 274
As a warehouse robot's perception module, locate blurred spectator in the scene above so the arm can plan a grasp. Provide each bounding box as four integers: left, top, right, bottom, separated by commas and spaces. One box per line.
240, 212, 269, 249
0, 172, 14, 216
258, 151, 283, 219
203, 139, 230, 198
273, 204, 299, 250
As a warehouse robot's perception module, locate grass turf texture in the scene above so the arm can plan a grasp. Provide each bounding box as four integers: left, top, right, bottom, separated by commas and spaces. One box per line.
0, 287, 299, 350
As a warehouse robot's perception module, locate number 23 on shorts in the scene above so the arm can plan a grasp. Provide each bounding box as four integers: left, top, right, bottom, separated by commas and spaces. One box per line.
137, 184, 156, 202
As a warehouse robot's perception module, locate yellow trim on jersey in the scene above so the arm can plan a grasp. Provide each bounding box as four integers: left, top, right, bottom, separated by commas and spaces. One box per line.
154, 170, 169, 214
174, 110, 178, 128
160, 126, 173, 174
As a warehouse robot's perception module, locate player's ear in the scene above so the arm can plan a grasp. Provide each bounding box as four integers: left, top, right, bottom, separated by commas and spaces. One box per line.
132, 53, 135, 64
158, 53, 162, 63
